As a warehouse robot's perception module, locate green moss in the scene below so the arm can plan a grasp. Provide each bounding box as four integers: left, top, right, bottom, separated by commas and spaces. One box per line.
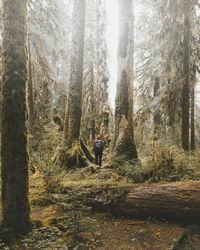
64, 142, 88, 169
104, 160, 121, 169
52, 140, 89, 170
1, 0, 30, 233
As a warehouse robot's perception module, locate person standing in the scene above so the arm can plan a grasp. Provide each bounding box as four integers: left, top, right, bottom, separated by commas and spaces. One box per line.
93, 135, 103, 167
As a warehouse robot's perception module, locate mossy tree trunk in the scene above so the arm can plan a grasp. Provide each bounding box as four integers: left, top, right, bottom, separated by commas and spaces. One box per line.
113, 0, 137, 159
153, 77, 161, 139
95, 0, 110, 138
190, 78, 195, 151
181, 0, 191, 151
1, 0, 30, 232
63, 0, 86, 148
81, 63, 96, 144
89, 64, 96, 143
28, 38, 34, 135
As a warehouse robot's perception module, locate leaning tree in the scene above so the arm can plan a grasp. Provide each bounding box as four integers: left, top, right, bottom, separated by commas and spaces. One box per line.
60, 0, 93, 168
1, 0, 30, 233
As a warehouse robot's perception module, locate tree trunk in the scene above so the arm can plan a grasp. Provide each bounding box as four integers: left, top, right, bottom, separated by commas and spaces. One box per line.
1, 0, 30, 232
190, 64, 196, 151
51, 49, 60, 108
190, 85, 195, 151
81, 63, 96, 144
90, 64, 96, 142
119, 182, 200, 223
95, 0, 109, 137
182, 0, 191, 151
28, 38, 34, 134
63, 0, 86, 147
153, 77, 161, 139
80, 138, 94, 163
113, 0, 137, 158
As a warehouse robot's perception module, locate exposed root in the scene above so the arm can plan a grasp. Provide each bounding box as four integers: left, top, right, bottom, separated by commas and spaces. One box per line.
171, 230, 188, 250
53, 140, 90, 169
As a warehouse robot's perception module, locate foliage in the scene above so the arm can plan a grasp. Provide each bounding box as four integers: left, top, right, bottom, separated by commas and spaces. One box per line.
29, 121, 64, 189
134, 0, 200, 146
139, 140, 200, 183
31, 119, 200, 197
28, 0, 71, 128
81, 0, 112, 145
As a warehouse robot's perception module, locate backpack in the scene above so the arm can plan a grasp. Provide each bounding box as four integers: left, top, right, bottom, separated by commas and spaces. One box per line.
95, 139, 103, 151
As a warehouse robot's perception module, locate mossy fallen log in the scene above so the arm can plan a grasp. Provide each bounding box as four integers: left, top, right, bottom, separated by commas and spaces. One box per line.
118, 181, 200, 223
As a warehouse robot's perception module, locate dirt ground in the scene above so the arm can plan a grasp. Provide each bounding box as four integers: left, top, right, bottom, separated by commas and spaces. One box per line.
97, 217, 184, 249
30, 171, 200, 249
0, 171, 200, 249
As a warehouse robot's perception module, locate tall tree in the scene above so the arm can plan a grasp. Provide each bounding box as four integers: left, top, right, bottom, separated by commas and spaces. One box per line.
28, 0, 71, 127
153, 77, 161, 139
96, 0, 109, 106
190, 84, 195, 150
182, 0, 191, 151
82, 62, 97, 143
27, 38, 34, 134
134, 0, 199, 148
63, 0, 86, 147
81, 0, 111, 147
81, 0, 97, 144
113, 0, 137, 158
1, 0, 30, 232
95, 0, 111, 145
190, 64, 196, 151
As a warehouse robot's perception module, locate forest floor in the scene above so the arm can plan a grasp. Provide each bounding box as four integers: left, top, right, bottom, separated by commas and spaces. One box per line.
1, 163, 200, 250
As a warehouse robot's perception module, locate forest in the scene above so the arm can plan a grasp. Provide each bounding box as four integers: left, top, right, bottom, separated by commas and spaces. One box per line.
0, 0, 200, 249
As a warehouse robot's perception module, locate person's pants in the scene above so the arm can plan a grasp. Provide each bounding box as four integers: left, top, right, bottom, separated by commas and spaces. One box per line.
95, 150, 103, 167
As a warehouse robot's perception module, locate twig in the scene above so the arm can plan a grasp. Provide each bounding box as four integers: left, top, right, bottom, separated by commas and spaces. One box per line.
171, 230, 187, 250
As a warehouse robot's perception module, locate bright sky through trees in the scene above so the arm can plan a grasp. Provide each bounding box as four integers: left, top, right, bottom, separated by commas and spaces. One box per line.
105, 0, 118, 108
105, 1, 139, 108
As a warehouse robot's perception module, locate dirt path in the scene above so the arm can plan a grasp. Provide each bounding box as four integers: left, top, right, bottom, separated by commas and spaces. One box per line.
0, 171, 200, 249
29, 172, 200, 249
97, 217, 183, 249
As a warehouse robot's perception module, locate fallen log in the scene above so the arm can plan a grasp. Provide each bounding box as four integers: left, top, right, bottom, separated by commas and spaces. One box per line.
119, 181, 200, 223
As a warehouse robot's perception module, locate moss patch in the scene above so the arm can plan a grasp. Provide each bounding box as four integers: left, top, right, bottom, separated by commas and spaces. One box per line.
53, 141, 89, 169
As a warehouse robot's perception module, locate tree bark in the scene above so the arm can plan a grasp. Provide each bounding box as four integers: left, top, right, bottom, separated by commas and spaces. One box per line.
89, 64, 96, 142
190, 85, 195, 151
119, 182, 200, 223
182, 0, 191, 151
28, 38, 34, 134
63, 0, 86, 147
96, 0, 109, 101
113, 0, 137, 159
190, 64, 196, 151
81, 63, 96, 144
153, 77, 161, 139
1, 0, 30, 232
80, 138, 94, 163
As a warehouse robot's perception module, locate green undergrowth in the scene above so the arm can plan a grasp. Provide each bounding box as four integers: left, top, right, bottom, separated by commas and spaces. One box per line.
139, 140, 200, 183
29, 122, 200, 212
45, 163, 134, 213
27, 125, 200, 248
